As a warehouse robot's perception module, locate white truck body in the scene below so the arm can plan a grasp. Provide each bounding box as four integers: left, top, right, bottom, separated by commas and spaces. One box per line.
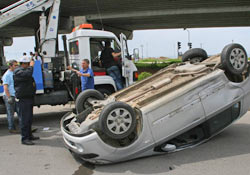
67, 29, 138, 91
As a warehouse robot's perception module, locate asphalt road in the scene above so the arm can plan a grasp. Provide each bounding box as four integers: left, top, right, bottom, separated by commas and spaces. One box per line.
1, 105, 250, 175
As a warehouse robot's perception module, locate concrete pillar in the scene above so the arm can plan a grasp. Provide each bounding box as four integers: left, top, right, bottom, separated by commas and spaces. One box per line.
0, 43, 6, 77
74, 16, 87, 26
0, 44, 5, 67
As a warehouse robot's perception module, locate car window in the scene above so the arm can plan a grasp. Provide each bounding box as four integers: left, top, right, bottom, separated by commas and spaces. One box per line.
232, 102, 241, 119
69, 40, 79, 55
111, 40, 120, 53
206, 102, 241, 135
90, 41, 103, 60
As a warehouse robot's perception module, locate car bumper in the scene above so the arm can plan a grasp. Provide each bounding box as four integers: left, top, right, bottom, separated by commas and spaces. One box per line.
60, 113, 116, 164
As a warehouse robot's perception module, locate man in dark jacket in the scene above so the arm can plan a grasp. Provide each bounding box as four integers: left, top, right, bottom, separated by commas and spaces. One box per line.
100, 41, 124, 90
14, 56, 39, 145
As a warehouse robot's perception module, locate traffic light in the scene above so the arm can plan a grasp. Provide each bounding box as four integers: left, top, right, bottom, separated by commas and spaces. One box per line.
188, 42, 192, 49
177, 42, 181, 50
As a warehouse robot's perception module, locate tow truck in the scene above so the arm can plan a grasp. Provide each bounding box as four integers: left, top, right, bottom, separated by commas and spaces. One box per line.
0, 0, 138, 114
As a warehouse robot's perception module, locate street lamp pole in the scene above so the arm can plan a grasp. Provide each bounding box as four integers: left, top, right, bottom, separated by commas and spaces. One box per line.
184, 28, 191, 49
140, 45, 144, 59
184, 28, 190, 43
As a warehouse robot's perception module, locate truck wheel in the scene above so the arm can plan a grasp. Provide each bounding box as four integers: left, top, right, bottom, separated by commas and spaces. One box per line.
182, 48, 208, 62
75, 89, 104, 114
99, 102, 136, 140
221, 43, 248, 75
0, 104, 6, 114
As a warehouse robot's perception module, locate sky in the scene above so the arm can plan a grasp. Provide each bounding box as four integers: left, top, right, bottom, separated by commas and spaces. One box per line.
4, 27, 250, 60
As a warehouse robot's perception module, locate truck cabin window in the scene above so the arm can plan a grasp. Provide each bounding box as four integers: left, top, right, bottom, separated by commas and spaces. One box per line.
69, 41, 79, 55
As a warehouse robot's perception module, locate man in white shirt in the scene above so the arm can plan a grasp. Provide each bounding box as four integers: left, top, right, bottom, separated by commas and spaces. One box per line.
2, 60, 21, 133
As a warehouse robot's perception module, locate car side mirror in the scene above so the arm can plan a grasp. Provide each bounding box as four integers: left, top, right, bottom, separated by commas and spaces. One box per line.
98, 51, 102, 58
126, 55, 132, 60
72, 62, 79, 70
133, 48, 139, 62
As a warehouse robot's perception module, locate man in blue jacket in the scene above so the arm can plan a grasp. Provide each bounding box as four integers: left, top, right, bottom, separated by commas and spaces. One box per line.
14, 56, 39, 145
68, 59, 94, 91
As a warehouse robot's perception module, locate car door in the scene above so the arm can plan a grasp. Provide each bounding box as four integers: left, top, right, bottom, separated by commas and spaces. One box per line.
146, 87, 206, 143
120, 33, 131, 87
199, 73, 244, 119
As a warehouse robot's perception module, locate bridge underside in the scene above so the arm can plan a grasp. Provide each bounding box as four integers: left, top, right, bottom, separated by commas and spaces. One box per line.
0, 0, 250, 38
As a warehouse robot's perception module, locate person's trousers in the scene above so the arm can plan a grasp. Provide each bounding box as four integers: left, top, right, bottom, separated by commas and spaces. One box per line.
3, 95, 21, 130
17, 98, 34, 141
107, 66, 124, 90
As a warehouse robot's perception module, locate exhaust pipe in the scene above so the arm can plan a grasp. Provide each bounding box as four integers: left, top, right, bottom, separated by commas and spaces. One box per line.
62, 35, 70, 67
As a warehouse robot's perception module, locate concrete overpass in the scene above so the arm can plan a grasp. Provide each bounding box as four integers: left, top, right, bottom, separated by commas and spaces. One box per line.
0, 0, 250, 39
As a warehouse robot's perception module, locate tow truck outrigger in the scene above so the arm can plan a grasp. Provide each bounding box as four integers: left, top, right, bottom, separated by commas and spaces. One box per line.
0, 0, 138, 114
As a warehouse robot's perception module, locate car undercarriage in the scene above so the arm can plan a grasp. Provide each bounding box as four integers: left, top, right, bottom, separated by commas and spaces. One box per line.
61, 43, 250, 164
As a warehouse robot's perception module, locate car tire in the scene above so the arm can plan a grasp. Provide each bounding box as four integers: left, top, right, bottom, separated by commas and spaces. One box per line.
221, 43, 248, 75
75, 89, 104, 114
99, 102, 137, 140
182, 48, 208, 62
0, 104, 6, 114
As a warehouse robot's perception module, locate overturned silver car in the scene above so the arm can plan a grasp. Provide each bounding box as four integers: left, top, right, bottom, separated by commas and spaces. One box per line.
61, 43, 250, 164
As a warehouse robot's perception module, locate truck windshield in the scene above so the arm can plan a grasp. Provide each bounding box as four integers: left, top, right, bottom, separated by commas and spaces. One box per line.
69, 40, 79, 55
90, 38, 120, 61
111, 40, 120, 52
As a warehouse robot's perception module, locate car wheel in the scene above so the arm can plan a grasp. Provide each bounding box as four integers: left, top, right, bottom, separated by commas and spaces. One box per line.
99, 102, 137, 140
182, 48, 208, 62
0, 104, 6, 114
75, 89, 104, 114
221, 43, 248, 75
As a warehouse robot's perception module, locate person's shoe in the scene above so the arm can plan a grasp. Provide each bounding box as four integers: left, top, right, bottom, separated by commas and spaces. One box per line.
31, 128, 38, 133
30, 135, 40, 140
22, 140, 35, 145
9, 129, 20, 134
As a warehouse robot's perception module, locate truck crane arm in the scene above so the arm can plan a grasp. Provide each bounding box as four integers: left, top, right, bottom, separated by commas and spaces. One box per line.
0, 0, 54, 28
0, 0, 61, 60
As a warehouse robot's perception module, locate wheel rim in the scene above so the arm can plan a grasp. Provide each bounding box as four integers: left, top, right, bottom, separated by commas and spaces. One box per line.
106, 108, 132, 135
229, 48, 246, 70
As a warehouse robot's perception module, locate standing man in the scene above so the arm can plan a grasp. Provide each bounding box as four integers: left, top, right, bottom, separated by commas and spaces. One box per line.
34, 51, 42, 63
14, 56, 39, 145
100, 41, 124, 90
68, 59, 94, 91
2, 60, 21, 133
29, 52, 34, 60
